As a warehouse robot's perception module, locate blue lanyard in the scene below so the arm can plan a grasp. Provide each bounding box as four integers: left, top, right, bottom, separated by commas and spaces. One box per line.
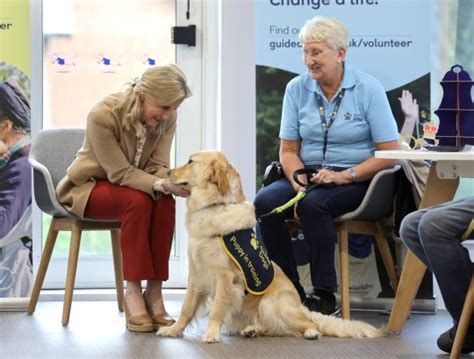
316, 89, 345, 160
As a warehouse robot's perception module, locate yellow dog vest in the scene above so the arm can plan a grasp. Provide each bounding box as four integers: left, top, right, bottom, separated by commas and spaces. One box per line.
221, 228, 274, 295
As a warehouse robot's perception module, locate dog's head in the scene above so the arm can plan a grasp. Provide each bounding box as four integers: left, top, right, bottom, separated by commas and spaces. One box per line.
168, 151, 245, 207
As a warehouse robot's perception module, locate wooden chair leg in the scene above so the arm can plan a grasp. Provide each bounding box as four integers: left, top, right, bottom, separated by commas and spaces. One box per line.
374, 222, 399, 291
451, 275, 474, 359
338, 224, 350, 320
111, 229, 124, 312
62, 220, 82, 326
27, 218, 59, 315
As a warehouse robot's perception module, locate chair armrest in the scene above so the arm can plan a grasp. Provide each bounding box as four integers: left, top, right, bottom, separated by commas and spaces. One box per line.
336, 165, 401, 222
28, 157, 70, 217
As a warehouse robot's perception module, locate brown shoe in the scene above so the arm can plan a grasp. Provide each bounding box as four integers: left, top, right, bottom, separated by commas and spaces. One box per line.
123, 300, 154, 333
143, 290, 176, 330
150, 313, 175, 329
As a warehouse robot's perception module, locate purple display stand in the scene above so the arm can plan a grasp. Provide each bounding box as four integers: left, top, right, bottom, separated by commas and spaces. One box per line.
434, 65, 474, 146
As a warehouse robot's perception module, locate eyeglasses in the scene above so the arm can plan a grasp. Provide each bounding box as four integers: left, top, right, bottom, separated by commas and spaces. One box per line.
302, 49, 330, 60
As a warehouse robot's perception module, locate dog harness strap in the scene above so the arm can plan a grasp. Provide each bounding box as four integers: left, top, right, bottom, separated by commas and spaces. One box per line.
221, 228, 274, 295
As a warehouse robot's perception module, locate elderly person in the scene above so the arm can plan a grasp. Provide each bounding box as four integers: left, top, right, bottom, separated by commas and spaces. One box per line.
56, 64, 192, 332
254, 16, 399, 315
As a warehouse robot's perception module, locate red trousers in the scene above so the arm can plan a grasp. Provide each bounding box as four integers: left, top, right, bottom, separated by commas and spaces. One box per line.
84, 180, 175, 281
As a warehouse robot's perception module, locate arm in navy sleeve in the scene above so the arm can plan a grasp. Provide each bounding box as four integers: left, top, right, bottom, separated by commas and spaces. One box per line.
0, 156, 32, 238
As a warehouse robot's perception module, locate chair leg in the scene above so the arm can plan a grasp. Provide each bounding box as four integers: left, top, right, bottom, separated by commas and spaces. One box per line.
111, 229, 124, 312
27, 218, 59, 315
451, 275, 474, 359
338, 224, 350, 320
62, 220, 82, 326
374, 222, 399, 291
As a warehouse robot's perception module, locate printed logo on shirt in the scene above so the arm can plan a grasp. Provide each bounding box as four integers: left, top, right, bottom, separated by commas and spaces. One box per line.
345, 113, 365, 122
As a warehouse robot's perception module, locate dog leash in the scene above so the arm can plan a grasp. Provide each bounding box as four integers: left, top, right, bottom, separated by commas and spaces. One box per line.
258, 168, 332, 219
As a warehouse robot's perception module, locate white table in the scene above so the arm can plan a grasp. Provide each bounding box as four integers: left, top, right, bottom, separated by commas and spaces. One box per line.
374, 149, 474, 333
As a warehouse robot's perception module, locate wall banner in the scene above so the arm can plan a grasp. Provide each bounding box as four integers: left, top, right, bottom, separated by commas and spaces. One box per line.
256, 0, 434, 307
0, 0, 33, 306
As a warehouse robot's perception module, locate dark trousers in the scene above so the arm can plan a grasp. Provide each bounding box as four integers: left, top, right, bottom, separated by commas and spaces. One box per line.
254, 177, 369, 299
84, 180, 175, 281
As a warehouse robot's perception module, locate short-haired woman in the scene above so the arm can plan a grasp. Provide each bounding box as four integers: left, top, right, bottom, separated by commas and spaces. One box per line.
254, 16, 399, 315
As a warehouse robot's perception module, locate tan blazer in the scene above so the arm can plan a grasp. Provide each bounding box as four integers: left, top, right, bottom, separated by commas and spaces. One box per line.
56, 92, 176, 218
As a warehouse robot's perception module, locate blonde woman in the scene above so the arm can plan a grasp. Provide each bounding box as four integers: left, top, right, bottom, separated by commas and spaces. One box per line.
57, 64, 192, 332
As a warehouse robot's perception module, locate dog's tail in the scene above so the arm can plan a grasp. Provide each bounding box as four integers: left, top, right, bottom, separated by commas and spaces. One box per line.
308, 311, 385, 338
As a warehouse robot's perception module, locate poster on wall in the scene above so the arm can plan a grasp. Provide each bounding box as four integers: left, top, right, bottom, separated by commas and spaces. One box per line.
255, 0, 433, 306
0, 0, 33, 306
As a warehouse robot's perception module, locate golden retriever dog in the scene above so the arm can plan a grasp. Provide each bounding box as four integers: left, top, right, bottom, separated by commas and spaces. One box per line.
157, 151, 383, 343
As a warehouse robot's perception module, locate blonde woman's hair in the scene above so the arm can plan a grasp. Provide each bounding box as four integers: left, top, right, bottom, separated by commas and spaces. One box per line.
299, 16, 349, 51
114, 64, 192, 133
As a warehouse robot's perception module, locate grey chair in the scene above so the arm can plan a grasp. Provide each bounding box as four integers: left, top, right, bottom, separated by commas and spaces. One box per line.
335, 165, 400, 319
27, 128, 124, 326
287, 165, 401, 320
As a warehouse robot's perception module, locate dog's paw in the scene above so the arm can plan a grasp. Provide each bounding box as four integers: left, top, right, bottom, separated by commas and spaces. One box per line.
240, 326, 258, 338
202, 331, 221, 343
156, 324, 184, 338
304, 328, 321, 340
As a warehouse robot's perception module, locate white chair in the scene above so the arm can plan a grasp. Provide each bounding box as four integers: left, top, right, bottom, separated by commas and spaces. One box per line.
27, 128, 124, 326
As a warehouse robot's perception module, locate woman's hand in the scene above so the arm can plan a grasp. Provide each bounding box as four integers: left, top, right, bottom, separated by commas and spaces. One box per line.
153, 178, 190, 198
165, 182, 190, 197
311, 169, 351, 186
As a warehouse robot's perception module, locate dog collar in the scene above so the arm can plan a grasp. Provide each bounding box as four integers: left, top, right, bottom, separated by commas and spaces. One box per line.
221, 228, 274, 295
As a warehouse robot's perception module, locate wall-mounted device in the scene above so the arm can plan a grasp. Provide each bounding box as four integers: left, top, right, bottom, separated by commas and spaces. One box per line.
171, 25, 196, 47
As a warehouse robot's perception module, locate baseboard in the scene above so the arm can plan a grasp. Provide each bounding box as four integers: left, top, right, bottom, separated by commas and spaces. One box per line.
0, 297, 30, 311
0, 288, 187, 312
0, 289, 436, 314
343, 296, 437, 314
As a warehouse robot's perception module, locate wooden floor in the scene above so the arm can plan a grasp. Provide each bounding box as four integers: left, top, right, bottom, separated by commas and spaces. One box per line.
1, 298, 470, 358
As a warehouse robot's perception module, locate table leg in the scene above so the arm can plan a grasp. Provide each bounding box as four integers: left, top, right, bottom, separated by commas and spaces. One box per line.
387, 162, 459, 333
387, 251, 426, 333
419, 163, 460, 209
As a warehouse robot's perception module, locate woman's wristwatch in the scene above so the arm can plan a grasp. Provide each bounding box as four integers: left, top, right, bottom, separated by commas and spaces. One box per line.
346, 167, 357, 183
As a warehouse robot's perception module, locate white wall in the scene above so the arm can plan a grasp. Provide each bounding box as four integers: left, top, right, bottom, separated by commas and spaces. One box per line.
216, 0, 256, 201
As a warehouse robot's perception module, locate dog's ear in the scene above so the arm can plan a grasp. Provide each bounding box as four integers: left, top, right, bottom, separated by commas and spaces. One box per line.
227, 163, 245, 202
208, 160, 230, 195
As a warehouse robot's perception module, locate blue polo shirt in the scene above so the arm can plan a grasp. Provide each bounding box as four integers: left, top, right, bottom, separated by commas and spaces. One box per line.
279, 64, 399, 168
